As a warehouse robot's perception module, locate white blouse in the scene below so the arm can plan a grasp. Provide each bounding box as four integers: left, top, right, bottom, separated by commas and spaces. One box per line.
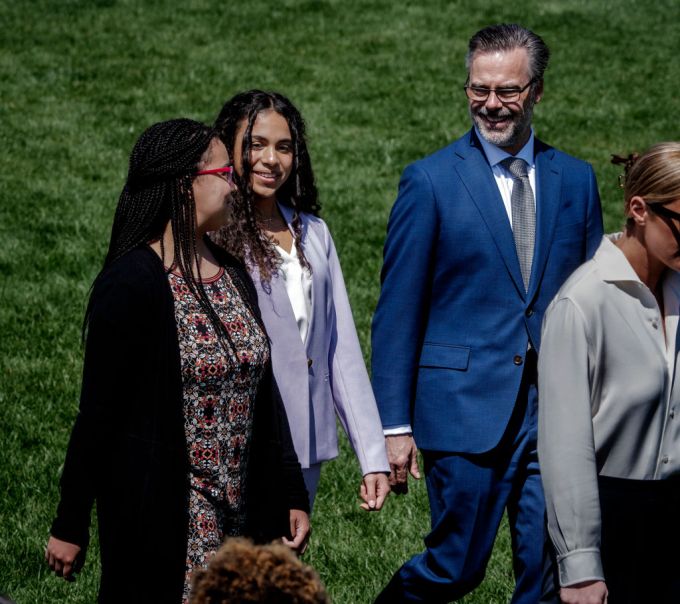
538, 235, 680, 587
276, 243, 313, 344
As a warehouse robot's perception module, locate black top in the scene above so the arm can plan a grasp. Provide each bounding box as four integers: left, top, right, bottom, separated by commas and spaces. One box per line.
50, 243, 308, 604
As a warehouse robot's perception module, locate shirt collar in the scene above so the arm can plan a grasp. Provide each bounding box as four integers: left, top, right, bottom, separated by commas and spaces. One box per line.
597, 235, 680, 318
474, 126, 535, 169
595, 234, 644, 283
596, 234, 680, 293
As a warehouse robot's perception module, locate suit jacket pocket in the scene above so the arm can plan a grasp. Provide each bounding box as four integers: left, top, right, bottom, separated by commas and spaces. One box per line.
419, 343, 470, 370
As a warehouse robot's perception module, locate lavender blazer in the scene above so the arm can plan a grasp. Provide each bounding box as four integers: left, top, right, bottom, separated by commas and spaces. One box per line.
249, 204, 389, 474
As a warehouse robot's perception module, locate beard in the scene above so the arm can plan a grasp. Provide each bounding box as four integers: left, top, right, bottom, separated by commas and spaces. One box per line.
470, 97, 535, 150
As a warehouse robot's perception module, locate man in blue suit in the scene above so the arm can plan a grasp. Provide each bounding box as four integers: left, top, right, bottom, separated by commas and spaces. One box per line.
372, 24, 603, 603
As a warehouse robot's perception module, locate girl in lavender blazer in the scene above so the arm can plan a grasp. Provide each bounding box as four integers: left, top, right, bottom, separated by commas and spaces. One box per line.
215, 90, 390, 509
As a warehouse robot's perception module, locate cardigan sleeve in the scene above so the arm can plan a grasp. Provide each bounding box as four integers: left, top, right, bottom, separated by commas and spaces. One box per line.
538, 297, 604, 587
322, 221, 390, 475
50, 268, 145, 548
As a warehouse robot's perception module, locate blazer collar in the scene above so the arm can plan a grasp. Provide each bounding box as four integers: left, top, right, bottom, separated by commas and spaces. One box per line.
454, 129, 526, 298
529, 138, 561, 299
276, 201, 310, 241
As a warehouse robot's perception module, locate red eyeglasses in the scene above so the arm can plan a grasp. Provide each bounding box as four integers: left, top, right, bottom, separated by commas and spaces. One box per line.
195, 166, 234, 184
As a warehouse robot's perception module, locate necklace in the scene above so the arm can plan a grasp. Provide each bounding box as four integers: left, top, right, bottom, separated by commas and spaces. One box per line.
257, 215, 279, 224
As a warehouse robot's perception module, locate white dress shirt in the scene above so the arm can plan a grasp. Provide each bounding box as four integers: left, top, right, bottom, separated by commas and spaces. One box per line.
475, 126, 537, 224
538, 235, 680, 587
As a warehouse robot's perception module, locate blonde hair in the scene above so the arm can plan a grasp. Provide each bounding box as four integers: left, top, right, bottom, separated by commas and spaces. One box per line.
613, 142, 680, 208
190, 538, 329, 604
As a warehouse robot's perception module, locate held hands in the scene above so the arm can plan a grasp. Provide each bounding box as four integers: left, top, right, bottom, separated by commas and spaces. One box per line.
359, 472, 390, 511
560, 580, 608, 604
385, 434, 421, 495
45, 536, 83, 581
282, 509, 311, 555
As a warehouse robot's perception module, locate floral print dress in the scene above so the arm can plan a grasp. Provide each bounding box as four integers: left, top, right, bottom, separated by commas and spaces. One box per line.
168, 267, 269, 603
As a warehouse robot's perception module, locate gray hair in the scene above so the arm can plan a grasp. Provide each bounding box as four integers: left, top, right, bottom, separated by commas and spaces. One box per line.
465, 24, 550, 81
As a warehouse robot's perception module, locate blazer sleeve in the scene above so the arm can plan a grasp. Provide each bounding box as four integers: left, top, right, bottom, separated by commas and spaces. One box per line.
538, 297, 604, 587
321, 221, 390, 475
371, 162, 438, 429
50, 269, 144, 548
585, 165, 604, 260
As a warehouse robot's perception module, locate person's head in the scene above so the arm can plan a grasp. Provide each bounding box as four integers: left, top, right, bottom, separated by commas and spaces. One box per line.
89, 119, 249, 349
215, 90, 318, 213
190, 538, 329, 604
464, 24, 549, 155
108, 118, 236, 268
214, 90, 320, 280
613, 142, 680, 272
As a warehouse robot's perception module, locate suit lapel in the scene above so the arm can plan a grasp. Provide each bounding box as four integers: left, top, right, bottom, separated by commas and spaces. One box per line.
528, 142, 561, 300
454, 132, 525, 297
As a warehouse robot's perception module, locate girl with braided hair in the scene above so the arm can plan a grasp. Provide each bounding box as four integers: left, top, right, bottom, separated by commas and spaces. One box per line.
45, 119, 309, 604
538, 143, 680, 604
214, 91, 390, 511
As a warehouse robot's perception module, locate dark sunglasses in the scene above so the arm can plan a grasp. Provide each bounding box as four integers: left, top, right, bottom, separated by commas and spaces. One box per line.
646, 201, 680, 222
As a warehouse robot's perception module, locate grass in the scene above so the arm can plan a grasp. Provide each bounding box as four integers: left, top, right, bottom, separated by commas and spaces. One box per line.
1, 0, 679, 602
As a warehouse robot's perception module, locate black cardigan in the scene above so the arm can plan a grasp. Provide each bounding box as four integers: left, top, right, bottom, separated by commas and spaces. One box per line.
50, 244, 308, 604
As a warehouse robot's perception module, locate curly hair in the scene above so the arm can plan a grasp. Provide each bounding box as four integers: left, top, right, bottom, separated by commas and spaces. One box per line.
190, 538, 330, 604
86, 118, 259, 353
214, 90, 320, 281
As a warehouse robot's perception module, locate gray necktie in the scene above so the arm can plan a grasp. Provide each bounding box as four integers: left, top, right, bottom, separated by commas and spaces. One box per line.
501, 157, 535, 291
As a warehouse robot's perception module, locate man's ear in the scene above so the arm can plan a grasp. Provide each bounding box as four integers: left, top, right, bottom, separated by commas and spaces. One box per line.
533, 79, 544, 104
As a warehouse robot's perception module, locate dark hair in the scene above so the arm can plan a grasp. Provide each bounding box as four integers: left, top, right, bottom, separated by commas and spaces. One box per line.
87, 118, 250, 352
466, 24, 550, 82
191, 537, 329, 604
214, 90, 320, 280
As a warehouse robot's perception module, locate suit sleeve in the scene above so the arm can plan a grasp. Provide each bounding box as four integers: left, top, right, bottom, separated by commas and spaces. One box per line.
322, 221, 390, 475
538, 297, 604, 587
585, 165, 604, 259
371, 162, 438, 429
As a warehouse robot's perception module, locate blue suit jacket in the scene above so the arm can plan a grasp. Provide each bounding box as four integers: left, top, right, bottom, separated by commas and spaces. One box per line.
371, 129, 603, 454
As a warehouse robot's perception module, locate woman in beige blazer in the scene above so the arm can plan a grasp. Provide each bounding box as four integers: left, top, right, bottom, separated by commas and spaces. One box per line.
538, 143, 680, 604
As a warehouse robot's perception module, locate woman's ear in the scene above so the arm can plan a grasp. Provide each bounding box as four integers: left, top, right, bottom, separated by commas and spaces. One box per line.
628, 195, 647, 226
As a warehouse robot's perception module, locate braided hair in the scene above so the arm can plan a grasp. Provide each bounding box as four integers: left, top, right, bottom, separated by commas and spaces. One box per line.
87, 118, 252, 354
214, 90, 320, 281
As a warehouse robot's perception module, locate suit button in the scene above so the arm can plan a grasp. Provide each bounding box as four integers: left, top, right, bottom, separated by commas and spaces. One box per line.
513, 355, 523, 366
307, 358, 313, 368
525, 308, 534, 317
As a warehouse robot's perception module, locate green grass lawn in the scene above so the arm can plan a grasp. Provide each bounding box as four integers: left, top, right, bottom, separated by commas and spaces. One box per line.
1, 0, 679, 602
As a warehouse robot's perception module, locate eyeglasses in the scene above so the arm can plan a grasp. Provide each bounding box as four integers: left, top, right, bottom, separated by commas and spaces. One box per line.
646, 200, 680, 222
195, 166, 234, 185
463, 78, 537, 103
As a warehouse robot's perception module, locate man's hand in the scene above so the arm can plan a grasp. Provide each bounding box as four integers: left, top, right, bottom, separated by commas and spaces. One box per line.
45, 536, 83, 582
560, 580, 608, 604
359, 472, 390, 511
385, 434, 420, 494
282, 509, 311, 555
